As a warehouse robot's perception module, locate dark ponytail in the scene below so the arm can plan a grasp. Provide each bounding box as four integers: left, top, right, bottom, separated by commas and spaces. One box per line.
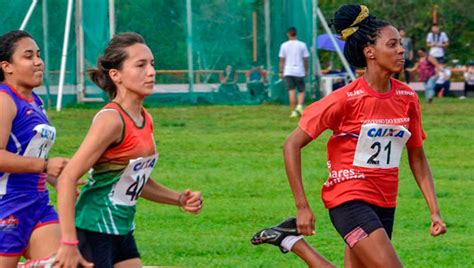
0, 30, 33, 82
88, 32, 145, 99
332, 4, 390, 68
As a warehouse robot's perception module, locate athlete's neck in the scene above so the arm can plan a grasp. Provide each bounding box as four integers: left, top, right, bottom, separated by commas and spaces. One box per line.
363, 67, 392, 93
4, 79, 33, 99
113, 94, 144, 125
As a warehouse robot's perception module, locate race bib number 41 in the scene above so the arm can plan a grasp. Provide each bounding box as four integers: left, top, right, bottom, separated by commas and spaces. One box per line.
109, 154, 158, 206
353, 124, 411, 169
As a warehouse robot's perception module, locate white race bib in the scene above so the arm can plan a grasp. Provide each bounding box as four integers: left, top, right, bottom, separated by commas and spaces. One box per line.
23, 124, 56, 159
353, 124, 411, 169
109, 154, 158, 206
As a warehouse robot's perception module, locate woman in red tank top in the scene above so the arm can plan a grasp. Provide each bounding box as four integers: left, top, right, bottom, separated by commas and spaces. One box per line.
54, 33, 203, 268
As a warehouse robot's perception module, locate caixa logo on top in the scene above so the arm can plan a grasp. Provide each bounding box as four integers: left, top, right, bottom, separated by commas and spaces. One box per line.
367, 127, 406, 138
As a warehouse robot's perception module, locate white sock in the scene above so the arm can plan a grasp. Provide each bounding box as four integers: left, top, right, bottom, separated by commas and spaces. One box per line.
296, 104, 303, 109
280, 235, 304, 251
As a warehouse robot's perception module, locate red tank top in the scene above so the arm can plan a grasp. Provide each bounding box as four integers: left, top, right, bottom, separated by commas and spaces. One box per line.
418, 57, 435, 82
96, 102, 156, 165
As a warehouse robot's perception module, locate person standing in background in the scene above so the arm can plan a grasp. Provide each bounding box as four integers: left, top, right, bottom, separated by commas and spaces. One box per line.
279, 27, 309, 118
426, 24, 448, 64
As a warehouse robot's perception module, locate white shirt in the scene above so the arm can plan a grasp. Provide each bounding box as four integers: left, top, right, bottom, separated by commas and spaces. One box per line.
465, 71, 474, 85
279, 40, 309, 77
436, 68, 451, 84
426, 32, 448, 58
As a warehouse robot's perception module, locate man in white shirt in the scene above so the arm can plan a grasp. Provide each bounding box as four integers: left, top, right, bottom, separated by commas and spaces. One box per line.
279, 27, 309, 117
426, 24, 449, 64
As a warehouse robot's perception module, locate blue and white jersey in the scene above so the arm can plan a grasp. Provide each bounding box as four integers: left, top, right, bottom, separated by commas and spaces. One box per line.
0, 83, 56, 196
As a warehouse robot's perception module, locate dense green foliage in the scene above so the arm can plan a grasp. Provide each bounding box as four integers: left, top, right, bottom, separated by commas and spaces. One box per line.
318, 0, 473, 64
1, 0, 471, 86
47, 98, 474, 267
113, 0, 474, 73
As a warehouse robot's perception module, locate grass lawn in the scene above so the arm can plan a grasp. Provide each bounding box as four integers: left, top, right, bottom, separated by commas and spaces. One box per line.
47, 97, 474, 267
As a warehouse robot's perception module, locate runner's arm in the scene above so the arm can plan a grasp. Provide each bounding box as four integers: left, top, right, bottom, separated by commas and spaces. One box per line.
141, 178, 202, 213
407, 146, 447, 236
54, 110, 122, 267
284, 127, 314, 235
142, 179, 202, 214
57, 110, 122, 242
141, 178, 181, 205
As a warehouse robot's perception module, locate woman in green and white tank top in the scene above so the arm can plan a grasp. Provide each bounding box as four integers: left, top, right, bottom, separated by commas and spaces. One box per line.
55, 33, 203, 268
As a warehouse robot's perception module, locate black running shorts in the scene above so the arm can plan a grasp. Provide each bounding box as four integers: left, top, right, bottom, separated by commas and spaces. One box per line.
329, 200, 395, 248
77, 228, 140, 267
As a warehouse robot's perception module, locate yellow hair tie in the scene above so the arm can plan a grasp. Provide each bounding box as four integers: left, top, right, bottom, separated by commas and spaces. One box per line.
339, 5, 369, 40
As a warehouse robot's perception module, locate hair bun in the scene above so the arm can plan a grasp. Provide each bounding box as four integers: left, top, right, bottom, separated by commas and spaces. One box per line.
333, 4, 369, 35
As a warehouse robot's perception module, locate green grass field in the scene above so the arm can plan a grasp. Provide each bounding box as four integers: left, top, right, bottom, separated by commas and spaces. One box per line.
47, 97, 474, 267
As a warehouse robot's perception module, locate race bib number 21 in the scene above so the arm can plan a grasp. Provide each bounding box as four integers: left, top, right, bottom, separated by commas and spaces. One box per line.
353, 124, 411, 169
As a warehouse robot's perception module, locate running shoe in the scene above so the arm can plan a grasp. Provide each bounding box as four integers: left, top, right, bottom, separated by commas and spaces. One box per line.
250, 217, 299, 253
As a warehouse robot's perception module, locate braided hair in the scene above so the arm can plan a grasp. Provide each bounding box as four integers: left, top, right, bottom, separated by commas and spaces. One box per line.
332, 4, 390, 68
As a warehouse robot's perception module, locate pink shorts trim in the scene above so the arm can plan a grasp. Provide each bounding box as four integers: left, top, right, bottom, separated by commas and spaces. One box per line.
344, 226, 368, 248
32, 220, 59, 231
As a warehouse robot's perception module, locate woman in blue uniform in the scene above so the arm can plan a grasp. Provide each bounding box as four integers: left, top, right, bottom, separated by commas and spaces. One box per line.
0, 30, 68, 267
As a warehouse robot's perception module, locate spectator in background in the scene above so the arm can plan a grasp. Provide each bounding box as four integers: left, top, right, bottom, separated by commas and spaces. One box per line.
434, 63, 451, 97
461, 61, 474, 99
394, 28, 413, 83
219, 65, 238, 84
246, 62, 267, 99
426, 24, 449, 64
246, 62, 266, 83
279, 27, 309, 118
218, 65, 240, 96
407, 48, 439, 103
